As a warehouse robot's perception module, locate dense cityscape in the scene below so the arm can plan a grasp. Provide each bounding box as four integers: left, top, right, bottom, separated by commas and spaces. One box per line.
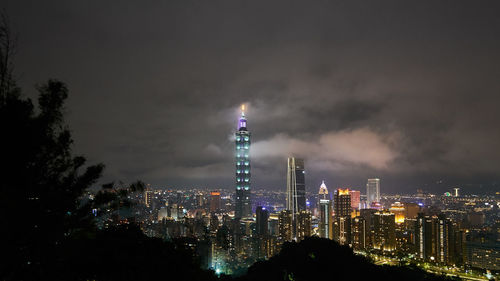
3, 1, 500, 280
92, 106, 500, 280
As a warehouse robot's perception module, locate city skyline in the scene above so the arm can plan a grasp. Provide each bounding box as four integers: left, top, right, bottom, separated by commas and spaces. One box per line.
3, 1, 500, 194
2, 2, 500, 280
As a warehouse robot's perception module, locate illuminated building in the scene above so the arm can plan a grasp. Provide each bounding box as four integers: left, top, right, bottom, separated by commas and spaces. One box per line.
255, 206, 270, 259
349, 190, 360, 210
319, 199, 332, 239
286, 157, 306, 220
389, 202, 405, 224
466, 242, 500, 270
404, 202, 420, 219
210, 191, 221, 212
453, 187, 460, 197
352, 216, 366, 250
295, 210, 312, 241
278, 210, 293, 242
334, 188, 351, 245
256, 206, 269, 237
415, 213, 459, 264
366, 178, 380, 207
235, 104, 252, 218
360, 209, 377, 248
318, 181, 332, 239
416, 213, 433, 260
318, 180, 329, 200
373, 210, 396, 252
144, 189, 153, 208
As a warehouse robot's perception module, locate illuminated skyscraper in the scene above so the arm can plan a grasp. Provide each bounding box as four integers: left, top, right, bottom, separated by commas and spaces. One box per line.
389, 202, 405, 224
210, 191, 221, 212
318, 181, 332, 239
373, 210, 396, 252
278, 210, 293, 242
295, 210, 312, 241
415, 213, 458, 264
256, 206, 269, 237
144, 189, 153, 208
352, 216, 367, 250
366, 178, 380, 207
334, 188, 351, 245
286, 157, 306, 220
319, 199, 332, 239
235, 105, 252, 218
318, 180, 329, 200
349, 190, 360, 210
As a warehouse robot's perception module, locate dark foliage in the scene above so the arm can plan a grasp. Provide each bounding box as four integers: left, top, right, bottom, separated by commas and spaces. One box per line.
236, 237, 456, 281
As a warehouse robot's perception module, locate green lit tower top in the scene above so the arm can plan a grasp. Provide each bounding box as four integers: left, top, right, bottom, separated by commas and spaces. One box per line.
235, 104, 252, 218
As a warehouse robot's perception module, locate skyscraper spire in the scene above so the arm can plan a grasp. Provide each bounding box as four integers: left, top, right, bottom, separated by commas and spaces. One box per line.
238, 104, 247, 131
319, 180, 328, 198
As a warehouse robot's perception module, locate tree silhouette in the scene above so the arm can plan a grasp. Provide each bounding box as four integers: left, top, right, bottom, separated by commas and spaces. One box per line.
0, 15, 216, 280
237, 237, 456, 281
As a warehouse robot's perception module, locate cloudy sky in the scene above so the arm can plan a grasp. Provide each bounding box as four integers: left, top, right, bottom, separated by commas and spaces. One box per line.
5, 1, 500, 193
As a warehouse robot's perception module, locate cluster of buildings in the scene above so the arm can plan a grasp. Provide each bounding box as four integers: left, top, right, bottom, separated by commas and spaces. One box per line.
96, 105, 499, 277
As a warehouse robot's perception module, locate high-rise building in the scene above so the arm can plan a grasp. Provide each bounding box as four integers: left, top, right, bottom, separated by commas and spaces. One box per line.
318, 181, 332, 239
255, 206, 270, 260
366, 178, 380, 207
256, 206, 269, 237
373, 210, 396, 252
295, 210, 312, 241
389, 202, 405, 224
144, 189, 153, 208
210, 191, 221, 212
349, 190, 361, 210
235, 105, 252, 218
352, 216, 367, 250
286, 157, 306, 220
415, 213, 459, 264
278, 210, 293, 242
453, 187, 460, 197
360, 208, 377, 248
334, 188, 351, 245
319, 199, 332, 239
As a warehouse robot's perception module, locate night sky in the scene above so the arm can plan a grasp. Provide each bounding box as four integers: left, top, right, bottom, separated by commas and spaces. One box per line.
4, 1, 500, 193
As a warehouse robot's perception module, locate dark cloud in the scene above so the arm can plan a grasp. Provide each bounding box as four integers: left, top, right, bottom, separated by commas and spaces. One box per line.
4, 0, 500, 193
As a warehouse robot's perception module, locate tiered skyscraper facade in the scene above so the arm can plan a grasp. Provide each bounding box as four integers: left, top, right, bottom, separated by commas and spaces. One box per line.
235, 105, 252, 218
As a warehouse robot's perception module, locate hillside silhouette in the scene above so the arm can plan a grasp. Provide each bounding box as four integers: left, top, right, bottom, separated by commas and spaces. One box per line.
237, 237, 454, 281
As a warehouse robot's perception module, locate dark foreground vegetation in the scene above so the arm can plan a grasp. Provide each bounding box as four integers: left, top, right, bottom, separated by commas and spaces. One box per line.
0, 13, 454, 281
238, 237, 456, 281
